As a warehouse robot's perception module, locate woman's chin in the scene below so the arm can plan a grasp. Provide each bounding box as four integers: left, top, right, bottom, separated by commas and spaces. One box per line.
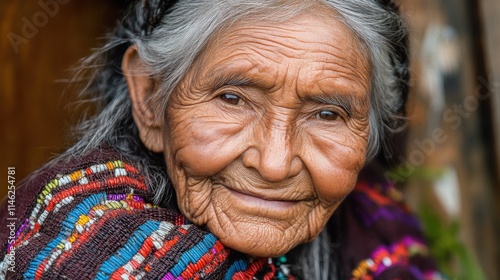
209, 222, 301, 257
202, 204, 310, 257
179, 185, 330, 257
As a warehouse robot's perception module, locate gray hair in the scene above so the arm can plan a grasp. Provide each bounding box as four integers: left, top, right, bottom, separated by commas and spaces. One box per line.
62, 0, 409, 278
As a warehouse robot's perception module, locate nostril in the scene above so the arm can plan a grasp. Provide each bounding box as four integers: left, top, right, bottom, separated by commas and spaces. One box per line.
289, 156, 303, 177
241, 147, 260, 169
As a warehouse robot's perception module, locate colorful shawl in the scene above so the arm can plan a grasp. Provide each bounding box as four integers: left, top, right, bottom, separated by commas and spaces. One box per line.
0, 147, 440, 279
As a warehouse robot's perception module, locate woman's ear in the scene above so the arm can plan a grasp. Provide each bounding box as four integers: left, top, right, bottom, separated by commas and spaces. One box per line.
122, 46, 164, 152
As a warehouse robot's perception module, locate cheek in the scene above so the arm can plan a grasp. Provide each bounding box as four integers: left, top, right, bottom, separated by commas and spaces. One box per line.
303, 129, 367, 204
165, 106, 250, 176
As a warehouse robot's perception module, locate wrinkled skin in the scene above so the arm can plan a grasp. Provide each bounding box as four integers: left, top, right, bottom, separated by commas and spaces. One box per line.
124, 12, 371, 257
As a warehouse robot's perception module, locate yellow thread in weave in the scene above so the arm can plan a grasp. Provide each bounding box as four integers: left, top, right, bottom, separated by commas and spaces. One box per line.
352, 260, 370, 278
78, 215, 90, 225
69, 170, 83, 181
93, 205, 106, 212
106, 161, 115, 170
68, 233, 78, 243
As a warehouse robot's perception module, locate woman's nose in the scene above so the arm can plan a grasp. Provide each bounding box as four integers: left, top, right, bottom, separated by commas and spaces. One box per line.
242, 119, 302, 183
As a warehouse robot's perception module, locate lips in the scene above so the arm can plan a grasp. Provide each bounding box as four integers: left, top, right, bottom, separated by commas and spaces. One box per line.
220, 183, 305, 212
229, 186, 299, 202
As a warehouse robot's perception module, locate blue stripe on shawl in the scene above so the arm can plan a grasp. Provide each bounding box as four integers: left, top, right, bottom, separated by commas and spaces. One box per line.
224, 258, 249, 280
24, 193, 107, 279
169, 233, 217, 277
94, 220, 161, 280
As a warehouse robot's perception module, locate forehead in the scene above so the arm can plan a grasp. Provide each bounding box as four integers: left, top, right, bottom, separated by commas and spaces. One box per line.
194, 11, 371, 99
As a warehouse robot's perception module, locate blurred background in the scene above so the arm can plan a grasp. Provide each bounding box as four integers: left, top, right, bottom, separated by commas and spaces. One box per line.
1, 1, 499, 279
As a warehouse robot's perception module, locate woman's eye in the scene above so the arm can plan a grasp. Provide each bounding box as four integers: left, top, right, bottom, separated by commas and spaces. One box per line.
219, 93, 241, 105
316, 110, 339, 121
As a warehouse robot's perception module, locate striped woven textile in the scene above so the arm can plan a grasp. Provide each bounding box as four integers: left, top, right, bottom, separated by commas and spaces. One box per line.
0, 147, 443, 279
0, 154, 294, 280
333, 182, 443, 280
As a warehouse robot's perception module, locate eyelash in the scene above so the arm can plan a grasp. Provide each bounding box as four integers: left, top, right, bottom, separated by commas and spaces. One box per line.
314, 110, 341, 121
219, 92, 242, 106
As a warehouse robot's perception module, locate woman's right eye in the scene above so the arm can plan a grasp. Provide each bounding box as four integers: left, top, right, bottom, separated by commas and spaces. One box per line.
219, 93, 241, 105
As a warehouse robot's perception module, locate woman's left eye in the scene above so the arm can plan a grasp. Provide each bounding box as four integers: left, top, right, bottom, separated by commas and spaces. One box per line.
219, 93, 241, 105
316, 110, 339, 121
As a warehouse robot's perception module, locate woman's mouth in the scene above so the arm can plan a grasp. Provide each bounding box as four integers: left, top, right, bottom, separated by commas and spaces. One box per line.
221, 184, 301, 212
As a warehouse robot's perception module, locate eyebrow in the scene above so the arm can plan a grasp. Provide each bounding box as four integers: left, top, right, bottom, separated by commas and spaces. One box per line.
304, 93, 369, 117
208, 69, 261, 91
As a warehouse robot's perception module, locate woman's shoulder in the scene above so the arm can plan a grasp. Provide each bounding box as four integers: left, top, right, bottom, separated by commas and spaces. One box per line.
0, 147, 296, 279
0, 147, 227, 279
0, 146, 154, 244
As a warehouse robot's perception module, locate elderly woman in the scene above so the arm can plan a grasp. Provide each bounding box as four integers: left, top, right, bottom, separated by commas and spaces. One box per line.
1, 0, 441, 279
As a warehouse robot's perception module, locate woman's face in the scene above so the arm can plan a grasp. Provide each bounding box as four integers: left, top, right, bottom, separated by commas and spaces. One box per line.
163, 13, 371, 257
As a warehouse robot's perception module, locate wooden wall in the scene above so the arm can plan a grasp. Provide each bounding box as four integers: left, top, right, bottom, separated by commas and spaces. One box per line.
480, 0, 500, 278
398, 0, 498, 278
1, 1, 126, 200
